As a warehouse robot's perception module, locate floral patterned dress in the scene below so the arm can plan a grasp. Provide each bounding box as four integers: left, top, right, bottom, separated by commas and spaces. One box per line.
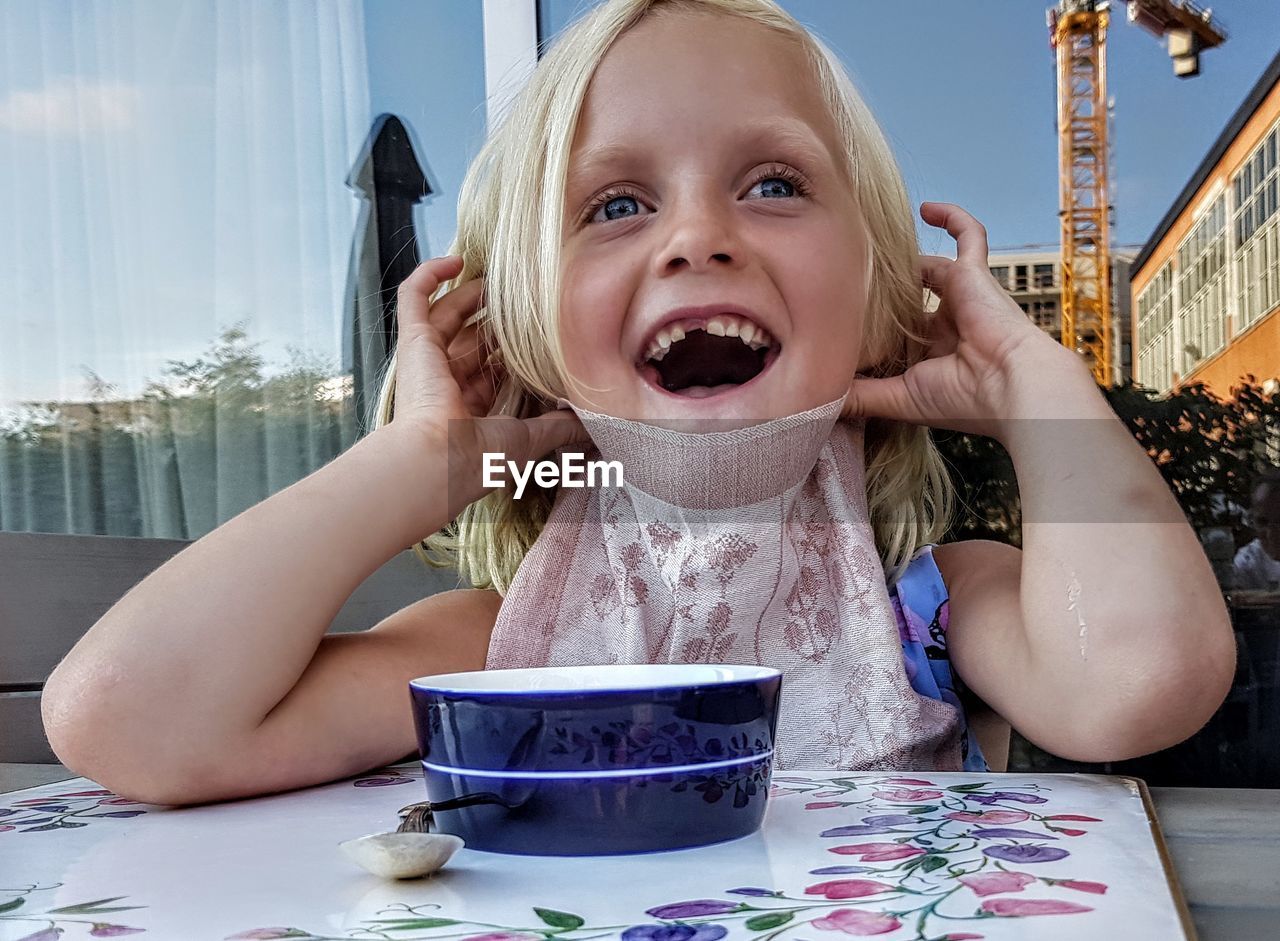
888, 543, 990, 773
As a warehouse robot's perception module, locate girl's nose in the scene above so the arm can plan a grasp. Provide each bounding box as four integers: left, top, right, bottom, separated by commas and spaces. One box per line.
652, 192, 745, 277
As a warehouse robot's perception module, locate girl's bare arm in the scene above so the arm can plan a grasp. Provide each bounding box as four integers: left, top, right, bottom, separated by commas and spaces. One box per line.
42, 424, 463, 804
41, 256, 586, 805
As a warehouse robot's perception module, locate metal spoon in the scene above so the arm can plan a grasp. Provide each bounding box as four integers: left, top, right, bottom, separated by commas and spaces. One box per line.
338, 801, 462, 879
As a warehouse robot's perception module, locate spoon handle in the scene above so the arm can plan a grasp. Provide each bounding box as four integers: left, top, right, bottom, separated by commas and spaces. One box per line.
397, 792, 515, 833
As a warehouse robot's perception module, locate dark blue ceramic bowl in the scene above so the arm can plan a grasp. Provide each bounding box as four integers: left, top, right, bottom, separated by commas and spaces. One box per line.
409, 664, 781, 856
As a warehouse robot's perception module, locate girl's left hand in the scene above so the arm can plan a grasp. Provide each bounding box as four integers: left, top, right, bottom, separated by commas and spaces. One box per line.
842, 202, 1089, 439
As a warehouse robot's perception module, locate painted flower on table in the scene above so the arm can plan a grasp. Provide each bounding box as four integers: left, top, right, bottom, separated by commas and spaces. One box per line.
804, 879, 894, 900
957, 871, 1036, 897
944, 810, 1030, 824
971, 828, 1058, 840
643, 901, 738, 919
870, 788, 942, 802
827, 842, 927, 862
811, 909, 901, 936
806, 801, 844, 810
88, 927, 146, 937
962, 791, 1048, 805
982, 845, 1070, 864
623, 925, 727, 941
459, 934, 543, 941
981, 898, 1093, 916
1053, 879, 1109, 895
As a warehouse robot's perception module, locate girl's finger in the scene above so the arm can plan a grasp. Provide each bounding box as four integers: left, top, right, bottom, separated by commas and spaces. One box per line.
425, 277, 485, 350
920, 202, 989, 267
395, 256, 464, 343
841, 374, 927, 426
919, 254, 954, 294
446, 322, 486, 388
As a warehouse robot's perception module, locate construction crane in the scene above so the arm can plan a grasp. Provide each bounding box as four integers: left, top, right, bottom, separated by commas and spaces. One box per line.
1047, 0, 1227, 387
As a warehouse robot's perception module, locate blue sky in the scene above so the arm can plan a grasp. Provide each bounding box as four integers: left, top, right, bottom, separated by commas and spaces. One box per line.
547, 0, 1280, 255
2, 1, 1278, 404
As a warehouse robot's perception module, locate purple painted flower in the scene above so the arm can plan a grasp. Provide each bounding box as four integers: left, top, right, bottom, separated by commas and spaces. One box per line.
225, 930, 307, 940
971, 828, 1058, 840
645, 900, 739, 919
983, 845, 1070, 864
861, 814, 918, 826
809, 866, 874, 875
16, 928, 64, 941
965, 791, 1048, 805
819, 825, 895, 837
623, 925, 728, 941
89, 926, 145, 937
726, 887, 777, 897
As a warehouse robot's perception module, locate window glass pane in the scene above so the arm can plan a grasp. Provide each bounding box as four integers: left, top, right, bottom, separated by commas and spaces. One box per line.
1, 1, 486, 539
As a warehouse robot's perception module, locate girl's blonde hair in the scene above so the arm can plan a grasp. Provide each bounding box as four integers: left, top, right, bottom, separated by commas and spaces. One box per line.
374, 0, 953, 592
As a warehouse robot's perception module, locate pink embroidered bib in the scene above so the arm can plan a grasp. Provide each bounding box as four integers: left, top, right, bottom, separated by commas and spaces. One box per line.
485, 398, 963, 771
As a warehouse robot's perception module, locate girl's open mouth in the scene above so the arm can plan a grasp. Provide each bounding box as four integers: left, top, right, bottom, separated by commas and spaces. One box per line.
635, 313, 782, 400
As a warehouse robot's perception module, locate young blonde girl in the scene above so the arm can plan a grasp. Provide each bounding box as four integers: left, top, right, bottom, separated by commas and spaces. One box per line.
43, 0, 1235, 805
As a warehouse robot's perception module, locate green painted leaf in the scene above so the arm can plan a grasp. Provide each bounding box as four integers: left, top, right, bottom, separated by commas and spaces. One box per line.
0, 898, 24, 914
48, 897, 131, 914
535, 908, 586, 930
906, 805, 938, 814
919, 855, 948, 873
385, 919, 462, 930
745, 912, 794, 931
947, 784, 989, 793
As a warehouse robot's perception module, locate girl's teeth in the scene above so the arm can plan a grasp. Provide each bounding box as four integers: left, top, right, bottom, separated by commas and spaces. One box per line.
643, 315, 774, 362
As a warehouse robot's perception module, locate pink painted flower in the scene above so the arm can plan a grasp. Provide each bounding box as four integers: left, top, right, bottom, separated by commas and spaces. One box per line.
1054, 828, 1088, 837
871, 788, 942, 802
99, 797, 142, 806
981, 899, 1094, 917
958, 871, 1036, 897
460, 934, 542, 941
804, 879, 894, 900
829, 842, 926, 862
806, 801, 843, 810
89, 927, 145, 938
880, 777, 936, 786
945, 810, 1030, 824
1057, 879, 1109, 895
1044, 814, 1102, 822
811, 908, 902, 935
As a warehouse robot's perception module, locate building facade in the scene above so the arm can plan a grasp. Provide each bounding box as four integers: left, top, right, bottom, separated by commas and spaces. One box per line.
988, 249, 1135, 384
1131, 51, 1280, 397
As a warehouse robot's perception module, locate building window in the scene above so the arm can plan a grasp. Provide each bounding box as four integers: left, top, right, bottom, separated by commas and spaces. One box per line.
1175, 193, 1228, 372
1232, 120, 1280, 330
1136, 261, 1176, 393
1014, 265, 1029, 291
1033, 263, 1055, 289
1030, 299, 1058, 332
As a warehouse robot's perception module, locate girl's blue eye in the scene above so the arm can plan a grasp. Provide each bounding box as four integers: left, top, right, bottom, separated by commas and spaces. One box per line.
752, 176, 796, 198
601, 194, 640, 221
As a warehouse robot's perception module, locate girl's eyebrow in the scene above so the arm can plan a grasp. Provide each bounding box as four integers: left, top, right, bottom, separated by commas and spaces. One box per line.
565, 118, 834, 199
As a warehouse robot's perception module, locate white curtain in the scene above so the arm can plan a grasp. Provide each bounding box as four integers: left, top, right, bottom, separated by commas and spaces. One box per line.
0, 0, 372, 538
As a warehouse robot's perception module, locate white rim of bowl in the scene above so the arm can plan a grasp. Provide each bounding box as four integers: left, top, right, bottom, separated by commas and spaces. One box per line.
410, 663, 781, 695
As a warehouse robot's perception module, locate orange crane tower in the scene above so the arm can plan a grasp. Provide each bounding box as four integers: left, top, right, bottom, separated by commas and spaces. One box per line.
1048, 0, 1226, 387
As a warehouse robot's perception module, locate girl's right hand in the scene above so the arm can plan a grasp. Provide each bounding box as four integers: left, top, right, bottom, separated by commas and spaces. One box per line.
388, 255, 589, 515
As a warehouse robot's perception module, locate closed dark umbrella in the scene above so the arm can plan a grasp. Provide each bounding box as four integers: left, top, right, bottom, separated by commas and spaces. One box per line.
343, 113, 431, 435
